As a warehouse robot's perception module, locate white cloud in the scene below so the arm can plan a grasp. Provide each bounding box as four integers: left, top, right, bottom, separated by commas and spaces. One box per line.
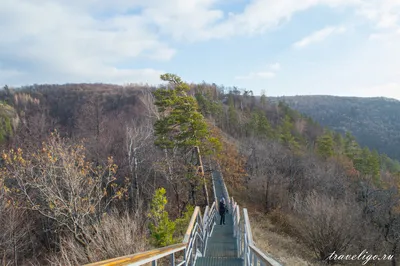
268, 63, 281, 71
1, 0, 400, 86
0, 0, 172, 85
356, 0, 400, 29
194, 0, 361, 41
368, 29, 400, 45
377, 14, 398, 28
349, 82, 400, 100
236, 61, 281, 80
235, 71, 276, 80
171, 0, 399, 41
293, 26, 346, 48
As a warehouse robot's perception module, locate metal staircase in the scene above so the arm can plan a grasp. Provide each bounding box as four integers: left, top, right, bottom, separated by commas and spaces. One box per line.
194, 171, 242, 266
85, 170, 283, 266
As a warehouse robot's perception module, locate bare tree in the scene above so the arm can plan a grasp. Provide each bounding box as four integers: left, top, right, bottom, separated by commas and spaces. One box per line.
362, 187, 400, 266
1, 133, 126, 259
153, 147, 190, 215
126, 119, 154, 210
48, 207, 148, 265
74, 96, 105, 164
0, 179, 35, 266
246, 140, 283, 211
292, 191, 363, 262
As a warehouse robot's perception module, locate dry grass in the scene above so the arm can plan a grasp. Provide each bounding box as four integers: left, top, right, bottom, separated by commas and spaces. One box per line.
249, 210, 318, 266
229, 183, 317, 265
47, 208, 149, 265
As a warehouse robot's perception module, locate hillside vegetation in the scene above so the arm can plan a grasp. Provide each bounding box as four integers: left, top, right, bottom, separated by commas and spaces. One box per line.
271, 95, 400, 161
0, 79, 400, 265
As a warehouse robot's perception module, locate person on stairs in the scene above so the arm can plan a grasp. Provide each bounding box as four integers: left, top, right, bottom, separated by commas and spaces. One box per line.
219, 197, 226, 225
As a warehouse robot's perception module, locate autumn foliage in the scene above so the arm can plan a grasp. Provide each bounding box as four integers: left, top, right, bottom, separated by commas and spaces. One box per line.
1, 132, 126, 250
2, 77, 400, 265
212, 127, 246, 190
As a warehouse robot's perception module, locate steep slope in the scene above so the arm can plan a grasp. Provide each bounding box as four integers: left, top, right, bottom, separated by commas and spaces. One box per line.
270, 95, 400, 160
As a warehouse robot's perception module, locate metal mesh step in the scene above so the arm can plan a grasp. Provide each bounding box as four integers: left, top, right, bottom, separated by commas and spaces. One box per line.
195, 257, 243, 266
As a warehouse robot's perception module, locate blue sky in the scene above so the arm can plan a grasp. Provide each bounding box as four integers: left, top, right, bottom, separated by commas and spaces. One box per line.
1, 0, 400, 99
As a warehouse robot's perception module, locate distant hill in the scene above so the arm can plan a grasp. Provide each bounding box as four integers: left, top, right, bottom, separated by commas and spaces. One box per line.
270, 95, 400, 160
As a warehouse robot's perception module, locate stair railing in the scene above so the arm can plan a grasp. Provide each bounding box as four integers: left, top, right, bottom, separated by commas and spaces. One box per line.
183, 207, 205, 266
202, 201, 217, 254
213, 165, 231, 212
238, 208, 283, 266
213, 169, 282, 266
85, 204, 217, 266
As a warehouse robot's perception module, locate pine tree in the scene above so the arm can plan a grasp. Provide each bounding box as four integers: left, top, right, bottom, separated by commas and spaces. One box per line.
247, 112, 259, 138
278, 114, 299, 149
333, 132, 345, 155
344, 132, 360, 160
246, 111, 272, 139
355, 147, 371, 175
227, 95, 239, 135
0, 102, 16, 143
369, 149, 381, 185
195, 92, 210, 117
153, 74, 209, 150
174, 205, 195, 240
260, 90, 267, 109
148, 188, 176, 247
153, 74, 220, 206
316, 131, 335, 159
257, 111, 273, 139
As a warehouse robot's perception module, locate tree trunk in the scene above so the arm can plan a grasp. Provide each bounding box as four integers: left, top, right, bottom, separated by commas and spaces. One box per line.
95, 97, 100, 166
202, 175, 209, 207
392, 243, 397, 266
265, 178, 270, 212
134, 155, 139, 210
189, 182, 196, 206
172, 183, 180, 214
13, 228, 17, 266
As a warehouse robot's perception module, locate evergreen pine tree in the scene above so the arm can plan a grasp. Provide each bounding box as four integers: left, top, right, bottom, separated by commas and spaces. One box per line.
148, 188, 176, 247
316, 131, 335, 158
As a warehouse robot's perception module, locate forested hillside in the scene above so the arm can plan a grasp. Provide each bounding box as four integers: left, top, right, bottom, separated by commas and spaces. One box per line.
1, 78, 400, 265
270, 95, 400, 161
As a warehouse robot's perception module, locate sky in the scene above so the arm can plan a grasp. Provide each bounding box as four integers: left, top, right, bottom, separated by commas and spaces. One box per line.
1, 0, 400, 99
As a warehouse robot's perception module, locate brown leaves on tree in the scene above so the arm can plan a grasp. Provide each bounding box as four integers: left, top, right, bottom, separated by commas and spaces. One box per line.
212, 127, 246, 190
1, 131, 127, 248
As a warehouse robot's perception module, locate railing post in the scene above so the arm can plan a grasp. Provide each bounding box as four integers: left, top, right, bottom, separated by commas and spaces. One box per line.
236, 211, 241, 257
254, 252, 258, 266
170, 253, 175, 266
152, 260, 157, 266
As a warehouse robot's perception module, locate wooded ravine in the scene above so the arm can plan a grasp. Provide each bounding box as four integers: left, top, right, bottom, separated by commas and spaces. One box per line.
1, 75, 400, 265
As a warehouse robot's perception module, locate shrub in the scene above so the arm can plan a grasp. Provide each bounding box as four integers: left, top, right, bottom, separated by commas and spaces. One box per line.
48, 208, 148, 265
148, 188, 176, 247
292, 191, 362, 262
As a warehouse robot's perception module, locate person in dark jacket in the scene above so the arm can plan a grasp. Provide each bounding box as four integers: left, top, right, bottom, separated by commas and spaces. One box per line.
219, 197, 226, 225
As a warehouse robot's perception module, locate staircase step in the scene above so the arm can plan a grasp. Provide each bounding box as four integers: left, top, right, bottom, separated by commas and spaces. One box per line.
195, 257, 243, 266
205, 241, 237, 257
203, 172, 240, 261
210, 230, 234, 238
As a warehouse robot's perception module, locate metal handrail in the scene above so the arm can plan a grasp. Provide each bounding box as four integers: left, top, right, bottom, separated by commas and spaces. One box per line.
214, 164, 231, 212
84, 243, 187, 266
86, 169, 282, 266
237, 208, 283, 266
85, 204, 217, 266
213, 170, 283, 266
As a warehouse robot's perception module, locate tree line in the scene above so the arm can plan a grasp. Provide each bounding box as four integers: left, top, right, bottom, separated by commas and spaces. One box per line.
1, 75, 400, 265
